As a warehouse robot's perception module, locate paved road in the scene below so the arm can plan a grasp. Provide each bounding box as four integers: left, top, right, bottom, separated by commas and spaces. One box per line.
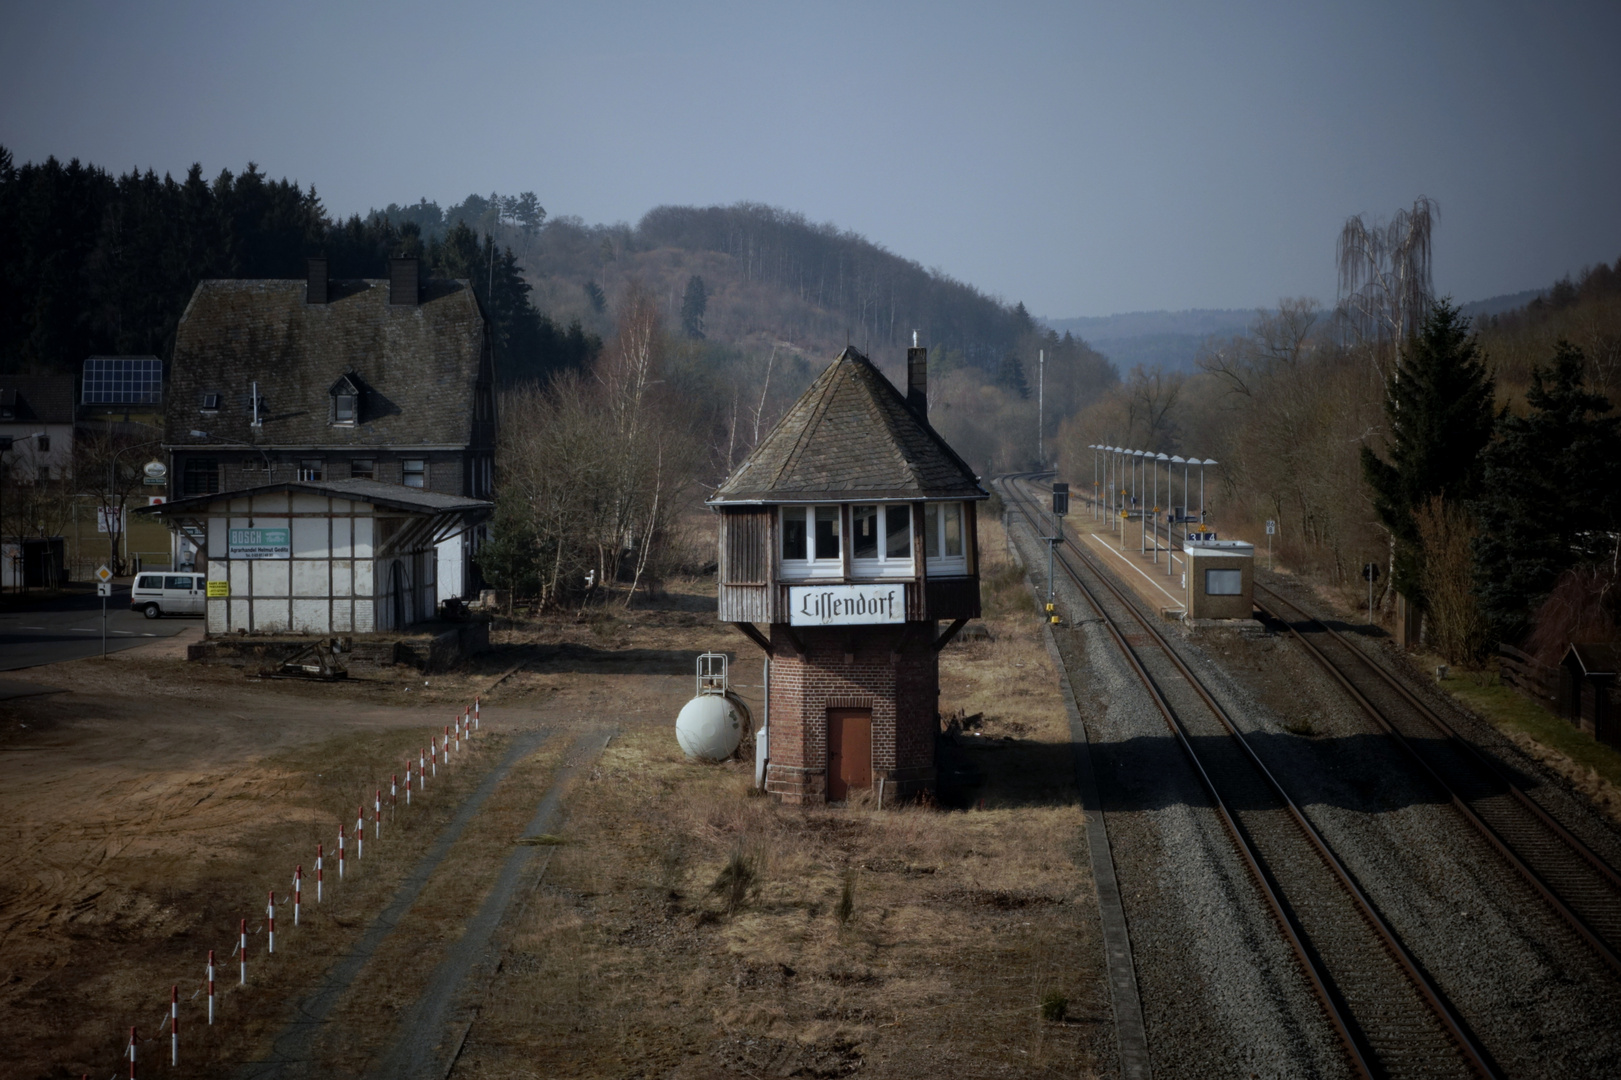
0, 585, 195, 670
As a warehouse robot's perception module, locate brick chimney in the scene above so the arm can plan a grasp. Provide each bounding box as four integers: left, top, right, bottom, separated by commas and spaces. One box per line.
906, 344, 927, 419
306, 257, 329, 304
389, 257, 420, 306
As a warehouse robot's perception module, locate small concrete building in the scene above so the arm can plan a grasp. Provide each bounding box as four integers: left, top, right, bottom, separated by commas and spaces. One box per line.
139, 478, 491, 634
711, 345, 986, 805
1184, 539, 1254, 619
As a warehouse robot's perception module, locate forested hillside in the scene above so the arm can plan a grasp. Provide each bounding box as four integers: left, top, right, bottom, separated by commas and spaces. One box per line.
1058, 223, 1621, 665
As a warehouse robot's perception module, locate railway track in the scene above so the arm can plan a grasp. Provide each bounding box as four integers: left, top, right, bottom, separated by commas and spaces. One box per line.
998, 474, 1498, 1080
1250, 582, 1621, 973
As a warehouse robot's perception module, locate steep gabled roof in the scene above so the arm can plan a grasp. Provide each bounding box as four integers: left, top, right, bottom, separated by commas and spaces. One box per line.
0, 375, 76, 425
711, 347, 984, 503
165, 278, 488, 450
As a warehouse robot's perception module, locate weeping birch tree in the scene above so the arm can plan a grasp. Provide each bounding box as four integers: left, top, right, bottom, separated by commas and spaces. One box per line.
1337, 196, 1438, 387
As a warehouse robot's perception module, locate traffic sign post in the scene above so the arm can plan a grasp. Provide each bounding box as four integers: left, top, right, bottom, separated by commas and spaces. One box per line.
1265, 519, 1276, 571
96, 565, 112, 658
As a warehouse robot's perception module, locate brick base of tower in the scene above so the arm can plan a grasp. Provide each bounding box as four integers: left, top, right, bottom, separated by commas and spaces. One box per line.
762, 622, 939, 806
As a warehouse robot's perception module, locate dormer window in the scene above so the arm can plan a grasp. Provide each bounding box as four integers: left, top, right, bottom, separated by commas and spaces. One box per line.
328, 373, 363, 426
199, 392, 221, 412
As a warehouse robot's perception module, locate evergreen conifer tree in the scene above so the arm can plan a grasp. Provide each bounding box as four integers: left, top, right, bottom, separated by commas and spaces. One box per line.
1359, 300, 1496, 604
1472, 341, 1621, 642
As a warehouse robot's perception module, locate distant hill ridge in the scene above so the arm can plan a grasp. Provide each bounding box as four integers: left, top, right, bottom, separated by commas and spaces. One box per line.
1041, 289, 1550, 373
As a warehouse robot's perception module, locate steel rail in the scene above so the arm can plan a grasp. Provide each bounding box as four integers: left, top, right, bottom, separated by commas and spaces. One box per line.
1252, 582, 1621, 974
1000, 474, 1498, 1080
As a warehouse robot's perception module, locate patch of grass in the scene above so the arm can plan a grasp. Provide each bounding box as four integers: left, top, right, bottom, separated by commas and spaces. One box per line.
1040, 991, 1068, 1022
835, 870, 855, 925
711, 847, 759, 914
1283, 717, 1317, 737
1443, 666, 1621, 789
518, 833, 567, 846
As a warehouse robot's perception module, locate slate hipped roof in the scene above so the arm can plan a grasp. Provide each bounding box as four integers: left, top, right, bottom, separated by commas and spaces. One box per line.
165, 278, 489, 449
711, 347, 985, 503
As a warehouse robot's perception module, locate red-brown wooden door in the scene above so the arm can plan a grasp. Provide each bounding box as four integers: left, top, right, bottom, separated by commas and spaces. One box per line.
827, 708, 872, 802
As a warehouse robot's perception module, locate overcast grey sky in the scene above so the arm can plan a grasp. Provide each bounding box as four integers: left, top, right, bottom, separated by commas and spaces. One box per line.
3, 1, 1617, 317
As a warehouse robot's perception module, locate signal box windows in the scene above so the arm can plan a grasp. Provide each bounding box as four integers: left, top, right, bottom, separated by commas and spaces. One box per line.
925, 502, 967, 575
781, 506, 844, 578
1206, 568, 1243, 595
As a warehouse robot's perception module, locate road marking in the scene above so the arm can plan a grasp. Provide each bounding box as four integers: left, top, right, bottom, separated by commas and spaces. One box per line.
20, 626, 45, 630
70, 628, 96, 633
112, 630, 134, 635
1086, 532, 1187, 610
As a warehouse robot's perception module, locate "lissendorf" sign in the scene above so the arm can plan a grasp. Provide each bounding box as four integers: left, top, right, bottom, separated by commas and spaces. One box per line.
789, 584, 904, 626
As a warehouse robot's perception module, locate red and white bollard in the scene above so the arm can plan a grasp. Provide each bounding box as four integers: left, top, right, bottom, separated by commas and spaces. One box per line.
316, 843, 324, 902
475, 695, 481, 730
374, 789, 382, 840
294, 865, 302, 926
338, 825, 346, 880
128, 1025, 136, 1078
405, 766, 412, 806
357, 806, 365, 859
207, 950, 215, 1024
239, 918, 247, 984
391, 773, 397, 814
170, 984, 178, 1066
430, 741, 437, 778
267, 890, 275, 954
420, 746, 427, 783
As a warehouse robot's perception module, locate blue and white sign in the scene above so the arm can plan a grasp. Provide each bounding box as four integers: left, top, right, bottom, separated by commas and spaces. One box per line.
789, 584, 904, 626
228, 528, 291, 560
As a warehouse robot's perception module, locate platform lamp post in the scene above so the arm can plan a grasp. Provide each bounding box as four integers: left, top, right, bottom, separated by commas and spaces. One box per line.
1169, 456, 1185, 577
1091, 445, 1100, 520
1108, 447, 1118, 531
1155, 453, 1170, 563
1198, 458, 1215, 526
1133, 450, 1146, 553
0, 432, 46, 598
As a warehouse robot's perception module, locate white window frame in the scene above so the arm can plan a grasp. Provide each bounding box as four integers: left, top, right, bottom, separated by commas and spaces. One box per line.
850, 503, 914, 580
779, 504, 843, 581
402, 459, 426, 489
924, 501, 969, 576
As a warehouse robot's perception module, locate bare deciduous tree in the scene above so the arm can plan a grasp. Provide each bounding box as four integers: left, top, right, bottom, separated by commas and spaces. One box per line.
1337, 196, 1438, 384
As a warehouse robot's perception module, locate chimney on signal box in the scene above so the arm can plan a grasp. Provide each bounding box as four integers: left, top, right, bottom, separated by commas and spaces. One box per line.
389, 257, 420, 306
306, 257, 329, 304
906, 333, 927, 420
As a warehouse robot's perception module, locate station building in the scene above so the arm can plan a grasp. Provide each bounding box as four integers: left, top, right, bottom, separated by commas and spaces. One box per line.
139, 478, 491, 634
162, 258, 497, 600
711, 345, 986, 805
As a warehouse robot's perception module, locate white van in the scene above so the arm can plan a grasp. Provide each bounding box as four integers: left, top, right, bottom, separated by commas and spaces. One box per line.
130, 573, 207, 618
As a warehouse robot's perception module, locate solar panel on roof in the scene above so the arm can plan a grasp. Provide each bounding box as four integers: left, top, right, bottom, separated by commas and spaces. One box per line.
82, 357, 163, 404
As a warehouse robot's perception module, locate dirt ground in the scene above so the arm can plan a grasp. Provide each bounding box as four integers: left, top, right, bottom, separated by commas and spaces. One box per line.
0, 524, 1108, 1079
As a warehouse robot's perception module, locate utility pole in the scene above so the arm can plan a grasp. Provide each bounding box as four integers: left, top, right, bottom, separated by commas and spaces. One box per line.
1037, 349, 1044, 468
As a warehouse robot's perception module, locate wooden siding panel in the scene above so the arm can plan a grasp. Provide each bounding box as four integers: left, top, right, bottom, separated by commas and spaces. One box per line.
719, 507, 770, 585
925, 576, 981, 621
719, 583, 773, 622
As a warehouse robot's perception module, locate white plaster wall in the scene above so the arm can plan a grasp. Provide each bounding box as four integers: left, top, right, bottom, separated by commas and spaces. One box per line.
332, 561, 352, 597
292, 598, 327, 633
355, 598, 375, 633
292, 560, 329, 597
253, 597, 290, 632
292, 517, 329, 558
207, 597, 228, 634
254, 560, 290, 596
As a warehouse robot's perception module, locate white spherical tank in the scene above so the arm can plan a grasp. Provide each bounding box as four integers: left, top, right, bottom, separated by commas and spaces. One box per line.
676, 692, 749, 762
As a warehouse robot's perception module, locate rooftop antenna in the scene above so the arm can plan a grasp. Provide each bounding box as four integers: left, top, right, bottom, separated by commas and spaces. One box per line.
912, 329, 918, 347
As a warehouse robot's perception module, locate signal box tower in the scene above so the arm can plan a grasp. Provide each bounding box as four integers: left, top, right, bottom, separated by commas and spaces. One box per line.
709, 346, 986, 805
